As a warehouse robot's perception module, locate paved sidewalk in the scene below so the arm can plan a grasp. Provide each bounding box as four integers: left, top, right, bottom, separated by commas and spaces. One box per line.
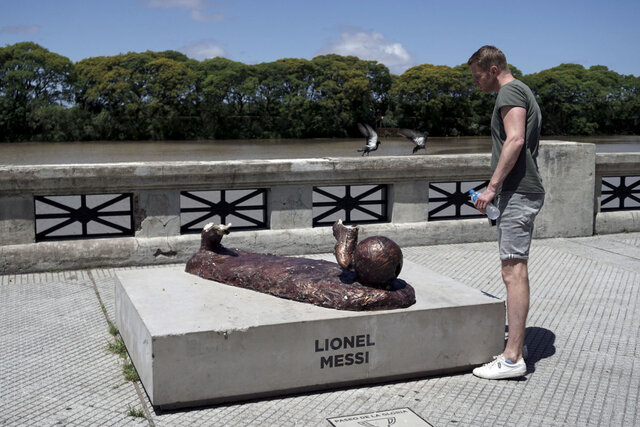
1, 232, 639, 426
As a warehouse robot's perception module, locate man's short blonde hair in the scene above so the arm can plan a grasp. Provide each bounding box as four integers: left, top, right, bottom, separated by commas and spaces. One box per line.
468, 45, 509, 73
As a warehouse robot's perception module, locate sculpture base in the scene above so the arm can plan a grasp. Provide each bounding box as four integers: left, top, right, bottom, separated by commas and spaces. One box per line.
115, 260, 505, 409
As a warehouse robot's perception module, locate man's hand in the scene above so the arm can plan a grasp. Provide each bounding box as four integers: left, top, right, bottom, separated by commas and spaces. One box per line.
473, 188, 497, 214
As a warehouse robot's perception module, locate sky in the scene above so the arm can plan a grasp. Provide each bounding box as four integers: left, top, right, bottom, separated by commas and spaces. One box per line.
2, 0, 640, 76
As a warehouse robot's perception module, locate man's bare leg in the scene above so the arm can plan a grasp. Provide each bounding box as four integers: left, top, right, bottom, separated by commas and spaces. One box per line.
501, 258, 529, 362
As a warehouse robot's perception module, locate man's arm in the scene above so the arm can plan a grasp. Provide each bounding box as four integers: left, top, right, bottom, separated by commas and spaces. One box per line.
475, 105, 526, 212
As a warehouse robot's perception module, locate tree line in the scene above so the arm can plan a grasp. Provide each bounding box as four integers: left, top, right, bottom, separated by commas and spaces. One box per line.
1, 41, 638, 142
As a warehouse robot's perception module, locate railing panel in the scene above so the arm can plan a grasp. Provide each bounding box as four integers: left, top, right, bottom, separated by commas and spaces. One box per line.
180, 189, 267, 233
428, 181, 489, 221
601, 176, 640, 211
313, 184, 388, 227
34, 194, 134, 241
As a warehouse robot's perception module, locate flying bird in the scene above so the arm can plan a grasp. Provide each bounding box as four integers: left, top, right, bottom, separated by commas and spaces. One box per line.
399, 128, 429, 154
357, 123, 381, 156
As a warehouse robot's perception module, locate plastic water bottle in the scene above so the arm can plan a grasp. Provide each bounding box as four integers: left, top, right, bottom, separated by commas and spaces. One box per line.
469, 190, 500, 220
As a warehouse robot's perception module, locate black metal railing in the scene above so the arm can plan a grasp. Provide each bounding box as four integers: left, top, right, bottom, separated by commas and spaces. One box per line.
313, 185, 388, 227
38, 176, 640, 241
180, 189, 267, 233
601, 176, 640, 211
34, 194, 133, 241
428, 181, 490, 221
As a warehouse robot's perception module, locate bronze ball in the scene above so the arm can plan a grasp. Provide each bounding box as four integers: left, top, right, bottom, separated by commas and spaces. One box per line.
353, 236, 403, 288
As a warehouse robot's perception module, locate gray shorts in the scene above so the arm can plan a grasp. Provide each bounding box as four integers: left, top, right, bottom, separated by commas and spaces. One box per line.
496, 192, 545, 261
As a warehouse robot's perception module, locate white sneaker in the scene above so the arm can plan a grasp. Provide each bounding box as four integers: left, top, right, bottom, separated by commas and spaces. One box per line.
473, 354, 527, 379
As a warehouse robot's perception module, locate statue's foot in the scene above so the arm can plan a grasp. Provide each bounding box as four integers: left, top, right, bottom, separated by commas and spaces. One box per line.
332, 219, 358, 270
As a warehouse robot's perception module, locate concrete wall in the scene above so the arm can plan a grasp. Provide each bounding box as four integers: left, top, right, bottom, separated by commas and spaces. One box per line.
535, 141, 596, 238
1, 141, 639, 273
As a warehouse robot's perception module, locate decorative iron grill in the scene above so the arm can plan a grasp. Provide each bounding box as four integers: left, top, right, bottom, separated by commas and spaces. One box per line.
428, 181, 490, 221
180, 189, 267, 233
313, 184, 388, 227
34, 194, 134, 241
601, 176, 640, 211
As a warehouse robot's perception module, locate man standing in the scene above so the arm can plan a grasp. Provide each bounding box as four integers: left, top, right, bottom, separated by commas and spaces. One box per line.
468, 46, 545, 379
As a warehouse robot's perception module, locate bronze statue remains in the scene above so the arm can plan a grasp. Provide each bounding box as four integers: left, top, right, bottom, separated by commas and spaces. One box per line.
185, 220, 415, 311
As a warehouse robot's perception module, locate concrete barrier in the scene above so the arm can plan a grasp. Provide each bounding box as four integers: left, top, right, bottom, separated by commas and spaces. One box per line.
1, 141, 639, 273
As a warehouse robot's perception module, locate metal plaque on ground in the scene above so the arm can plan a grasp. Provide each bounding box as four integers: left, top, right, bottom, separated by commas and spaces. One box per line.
327, 407, 433, 426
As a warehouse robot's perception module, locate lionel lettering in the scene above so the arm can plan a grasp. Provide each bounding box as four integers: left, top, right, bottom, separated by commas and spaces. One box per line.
314, 334, 375, 352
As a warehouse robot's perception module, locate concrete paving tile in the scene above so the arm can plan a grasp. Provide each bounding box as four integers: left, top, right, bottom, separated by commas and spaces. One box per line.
0, 279, 141, 427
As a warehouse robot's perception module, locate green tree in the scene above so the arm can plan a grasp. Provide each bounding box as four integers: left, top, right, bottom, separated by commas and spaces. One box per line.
75, 51, 197, 139
522, 63, 634, 135
253, 60, 290, 137
391, 64, 471, 136
269, 58, 319, 138
75, 53, 148, 139
616, 74, 640, 134
144, 57, 197, 139
451, 63, 493, 136
0, 42, 74, 141
195, 57, 255, 138
310, 54, 389, 137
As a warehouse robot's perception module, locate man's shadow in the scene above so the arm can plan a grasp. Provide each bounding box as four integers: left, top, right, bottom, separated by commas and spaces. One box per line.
505, 325, 556, 376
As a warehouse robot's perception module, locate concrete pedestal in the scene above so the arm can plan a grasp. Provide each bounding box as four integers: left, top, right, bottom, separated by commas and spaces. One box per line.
115, 260, 504, 409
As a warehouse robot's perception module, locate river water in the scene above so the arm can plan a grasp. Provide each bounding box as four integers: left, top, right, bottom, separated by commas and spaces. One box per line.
1, 135, 638, 165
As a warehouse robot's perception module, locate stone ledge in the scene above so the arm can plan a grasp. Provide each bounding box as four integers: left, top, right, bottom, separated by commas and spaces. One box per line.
0, 220, 496, 274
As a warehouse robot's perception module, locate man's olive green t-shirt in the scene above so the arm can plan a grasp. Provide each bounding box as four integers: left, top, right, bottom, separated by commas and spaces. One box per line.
491, 79, 545, 194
